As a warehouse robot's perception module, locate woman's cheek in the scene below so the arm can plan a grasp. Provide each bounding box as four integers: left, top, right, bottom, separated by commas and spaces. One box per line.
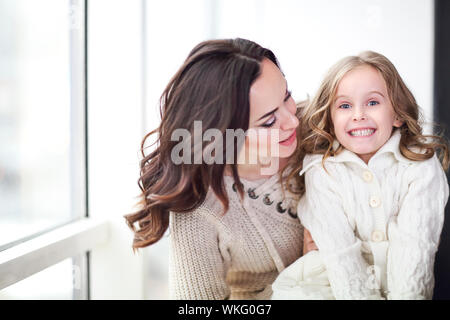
238, 129, 279, 163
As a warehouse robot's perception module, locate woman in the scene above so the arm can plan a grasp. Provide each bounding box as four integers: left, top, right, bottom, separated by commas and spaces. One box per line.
124, 38, 316, 299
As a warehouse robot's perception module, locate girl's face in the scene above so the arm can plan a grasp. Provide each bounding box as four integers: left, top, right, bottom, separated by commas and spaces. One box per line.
330, 65, 403, 164
243, 58, 299, 167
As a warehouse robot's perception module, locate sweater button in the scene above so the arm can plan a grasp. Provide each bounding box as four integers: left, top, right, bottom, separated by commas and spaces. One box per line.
363, 171, 373, 183
232, 182, 244, 192
276, 202, 287, 213
371, 230, 385, 242
263, 194, 273, 205
288, 208, 297, 219
248, 188, 259, 199
369, 195, 381, 208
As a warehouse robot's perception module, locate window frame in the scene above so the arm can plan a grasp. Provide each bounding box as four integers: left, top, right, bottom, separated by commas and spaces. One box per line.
0, 218, 108, 291
0, 0, 109, 299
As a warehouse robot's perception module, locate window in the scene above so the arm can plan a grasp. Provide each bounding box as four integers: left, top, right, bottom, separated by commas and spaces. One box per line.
0, 254, 88, 300
0, 0, 94, 300
0, 0, 86, 250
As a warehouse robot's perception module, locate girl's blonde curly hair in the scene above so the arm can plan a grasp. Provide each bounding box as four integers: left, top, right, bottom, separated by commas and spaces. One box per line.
286, 51, 449, 189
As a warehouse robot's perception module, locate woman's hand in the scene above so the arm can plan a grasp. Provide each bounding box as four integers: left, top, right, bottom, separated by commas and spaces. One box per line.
303, 228, 318, 254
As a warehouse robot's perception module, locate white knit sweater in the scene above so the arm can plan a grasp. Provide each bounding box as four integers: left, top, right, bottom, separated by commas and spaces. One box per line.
298, 129, 449, 299
169, 170, 304, 299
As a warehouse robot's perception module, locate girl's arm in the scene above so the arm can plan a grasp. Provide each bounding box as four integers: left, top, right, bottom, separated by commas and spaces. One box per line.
299, 165, 382, 299
169, 209, 230, 300
387, 155, 449, 299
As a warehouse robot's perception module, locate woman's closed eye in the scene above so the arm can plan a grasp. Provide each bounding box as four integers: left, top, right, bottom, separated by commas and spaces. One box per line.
261, 115, 276, 127
260, 89, 291, 127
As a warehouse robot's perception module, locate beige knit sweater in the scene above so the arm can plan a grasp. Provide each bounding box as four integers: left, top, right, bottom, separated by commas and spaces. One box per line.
168, 171, 304, 300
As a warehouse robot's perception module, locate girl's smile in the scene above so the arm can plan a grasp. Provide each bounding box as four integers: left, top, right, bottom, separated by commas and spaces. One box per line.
347, 127, 376, 137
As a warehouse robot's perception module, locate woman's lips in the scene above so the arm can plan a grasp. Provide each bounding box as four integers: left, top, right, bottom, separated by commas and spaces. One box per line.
279, 130, 297, 146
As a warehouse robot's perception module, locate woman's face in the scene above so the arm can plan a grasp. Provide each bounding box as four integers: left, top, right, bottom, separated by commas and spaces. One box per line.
241, 58, 299, 168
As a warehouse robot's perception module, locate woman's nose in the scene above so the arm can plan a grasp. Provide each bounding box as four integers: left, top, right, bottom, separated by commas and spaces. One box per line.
280, 111, 299, 130
280, 105, 299, 131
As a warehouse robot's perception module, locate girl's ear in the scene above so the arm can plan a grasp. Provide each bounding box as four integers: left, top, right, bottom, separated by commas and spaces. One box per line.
393, 116, 403, 128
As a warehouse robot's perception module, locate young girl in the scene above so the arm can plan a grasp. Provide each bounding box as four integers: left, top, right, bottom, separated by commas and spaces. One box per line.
272, 51, 449, 300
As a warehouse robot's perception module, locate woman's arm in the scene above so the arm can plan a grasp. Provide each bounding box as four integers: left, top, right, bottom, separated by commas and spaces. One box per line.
387, 155, 449, 299
169, 208, 230, 300
299, 165, 382, 299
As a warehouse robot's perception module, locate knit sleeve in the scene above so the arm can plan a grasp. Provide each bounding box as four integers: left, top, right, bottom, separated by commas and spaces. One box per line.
168, 207, 231, 300
387, 155, 449, 299
298, 164, 382, 299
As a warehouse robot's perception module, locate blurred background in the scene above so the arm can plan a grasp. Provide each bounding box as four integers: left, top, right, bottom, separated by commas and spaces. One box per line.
0, 0, 448, 299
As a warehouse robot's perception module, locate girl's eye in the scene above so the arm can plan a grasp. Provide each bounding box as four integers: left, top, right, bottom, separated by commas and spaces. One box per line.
368, 100, 379, 106
261, 115, 276, 128
339, 103, 351, 109
284, 90, 292, 102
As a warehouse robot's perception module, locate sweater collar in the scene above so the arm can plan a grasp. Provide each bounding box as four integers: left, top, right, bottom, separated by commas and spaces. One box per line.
300, 129, 414, 175
225, 165, 295, 198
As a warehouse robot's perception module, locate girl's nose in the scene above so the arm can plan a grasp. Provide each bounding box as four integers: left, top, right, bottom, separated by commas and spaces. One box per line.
352, 106, 367, 121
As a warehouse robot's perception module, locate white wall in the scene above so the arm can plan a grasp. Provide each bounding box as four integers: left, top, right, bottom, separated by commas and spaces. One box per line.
144, 0, 214, 132
88, 0, 145, 299
215, 0, 435, 128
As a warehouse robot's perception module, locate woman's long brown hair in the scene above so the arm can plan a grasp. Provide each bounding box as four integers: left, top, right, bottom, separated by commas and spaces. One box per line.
124, 38, 283, 250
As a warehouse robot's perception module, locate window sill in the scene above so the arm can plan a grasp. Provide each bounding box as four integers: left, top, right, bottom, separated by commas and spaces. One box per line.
0, 218, 109, 290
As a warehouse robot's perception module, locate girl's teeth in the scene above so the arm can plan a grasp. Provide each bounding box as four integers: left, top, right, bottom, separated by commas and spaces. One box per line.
350, 129, 375, 136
